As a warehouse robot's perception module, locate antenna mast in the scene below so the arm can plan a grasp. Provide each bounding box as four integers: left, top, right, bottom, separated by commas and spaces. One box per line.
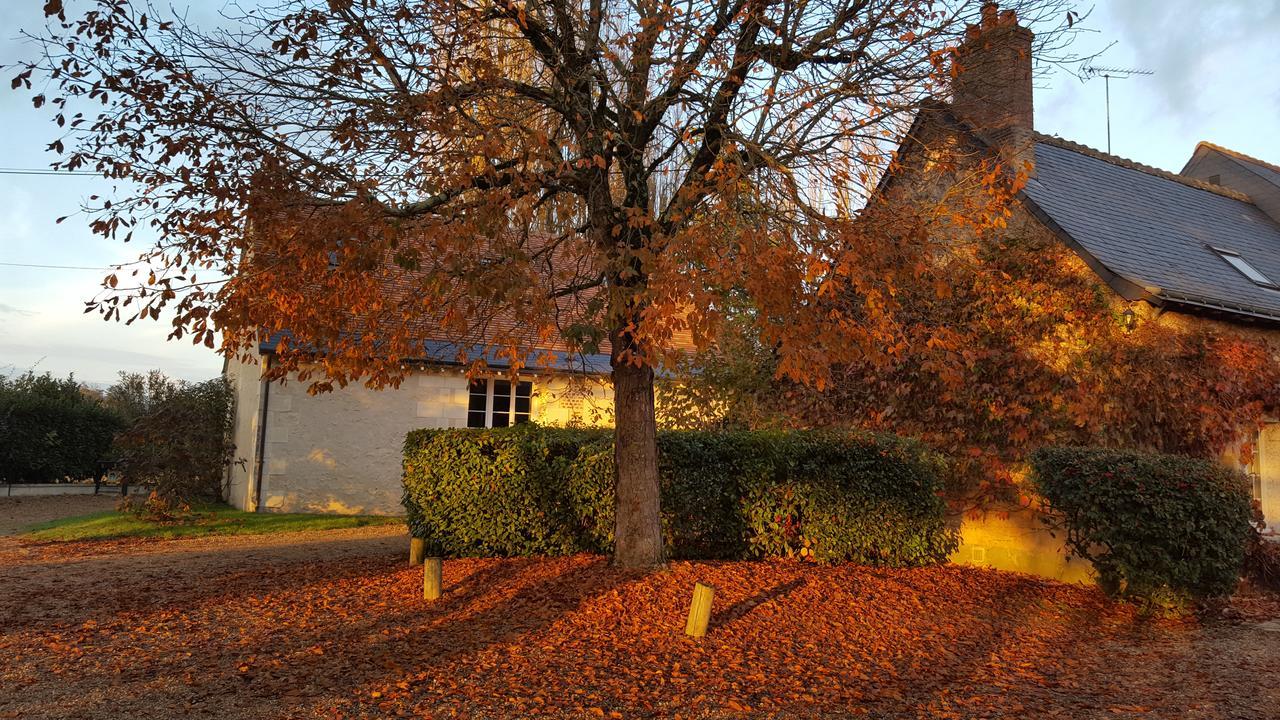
1080, 65, 1155, 154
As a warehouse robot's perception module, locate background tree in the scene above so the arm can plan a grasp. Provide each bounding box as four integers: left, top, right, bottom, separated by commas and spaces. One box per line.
12, 0, 1084, 567
0, 371, 121, 483
106, 372, 236, 508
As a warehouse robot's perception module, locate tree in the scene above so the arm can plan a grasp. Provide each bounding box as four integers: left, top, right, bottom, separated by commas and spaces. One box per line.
12, 0, 1083, 567
107, 372, 236, 506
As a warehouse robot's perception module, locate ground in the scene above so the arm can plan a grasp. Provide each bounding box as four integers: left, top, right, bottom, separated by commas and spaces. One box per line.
2, 497, 1278, 719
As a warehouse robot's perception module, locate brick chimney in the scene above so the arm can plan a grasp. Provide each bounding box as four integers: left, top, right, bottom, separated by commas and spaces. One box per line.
951, 3, 1034, 161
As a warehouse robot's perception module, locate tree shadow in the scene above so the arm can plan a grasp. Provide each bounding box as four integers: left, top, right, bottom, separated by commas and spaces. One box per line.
711, 577, 806, 630
8, 554, 639, 720
0, 532, 406, 628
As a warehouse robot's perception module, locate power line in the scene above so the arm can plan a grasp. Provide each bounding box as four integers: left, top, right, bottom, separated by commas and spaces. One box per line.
0, 167, 103, 176
0, 261, 113, 270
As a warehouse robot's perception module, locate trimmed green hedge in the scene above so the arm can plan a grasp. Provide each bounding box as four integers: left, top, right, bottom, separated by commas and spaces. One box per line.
0, 373, 122, 483
402, 424, 956, 566
1031, 446, 1253, 602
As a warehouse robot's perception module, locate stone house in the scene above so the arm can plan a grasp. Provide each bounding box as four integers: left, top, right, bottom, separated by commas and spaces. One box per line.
880, 3, 1280, 578
223, 338, 616, 515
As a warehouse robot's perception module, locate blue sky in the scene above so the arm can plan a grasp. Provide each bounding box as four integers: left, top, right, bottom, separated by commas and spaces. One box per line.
1, 1, 1278, 386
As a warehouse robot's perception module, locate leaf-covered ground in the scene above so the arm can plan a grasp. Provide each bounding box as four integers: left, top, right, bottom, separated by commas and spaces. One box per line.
2, 518, 1278, 718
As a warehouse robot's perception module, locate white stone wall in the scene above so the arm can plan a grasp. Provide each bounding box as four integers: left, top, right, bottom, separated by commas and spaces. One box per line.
223, 354, 263, 511
224, 360, 615, 516
254, 369, 470, 515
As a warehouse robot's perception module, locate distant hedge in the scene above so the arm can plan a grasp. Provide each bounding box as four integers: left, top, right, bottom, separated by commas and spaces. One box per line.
402, 425, 956, 566
0, 373, 122, 483
1031, 446, 1253, 602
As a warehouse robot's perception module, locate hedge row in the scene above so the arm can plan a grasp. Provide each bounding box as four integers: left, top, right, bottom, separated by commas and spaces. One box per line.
1031, 446, 1254, 602
0, 374, 122, 483
402, 425, 957, 566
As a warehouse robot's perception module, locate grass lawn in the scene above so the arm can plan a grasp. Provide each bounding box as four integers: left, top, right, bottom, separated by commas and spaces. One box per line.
22, 502, 400, 542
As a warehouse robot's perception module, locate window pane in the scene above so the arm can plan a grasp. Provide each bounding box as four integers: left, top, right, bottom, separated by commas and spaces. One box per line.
467, 379, 488, 428
491, 380, 511, 427
1215, 248, 1278, 288
468, 380, 487, 412
514, 381, 532, 420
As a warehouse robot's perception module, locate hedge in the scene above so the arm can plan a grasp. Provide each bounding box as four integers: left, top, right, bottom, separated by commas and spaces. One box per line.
1031, 446, 1254, 602
0, 373, 122, 483
402, 424, 957, 566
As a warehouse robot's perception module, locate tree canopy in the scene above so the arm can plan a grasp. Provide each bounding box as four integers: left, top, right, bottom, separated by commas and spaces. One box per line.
12, 0, 1086, 565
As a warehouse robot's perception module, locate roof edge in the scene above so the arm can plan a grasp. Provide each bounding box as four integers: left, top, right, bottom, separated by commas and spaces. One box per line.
1156, 290, 1280, 326
1017, 191, 1155, 303
1194, 140, 1280, 180
1034, 133, 1254, 203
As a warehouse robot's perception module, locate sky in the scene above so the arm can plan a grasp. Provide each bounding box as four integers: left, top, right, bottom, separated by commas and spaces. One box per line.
1, 0, 1278, 387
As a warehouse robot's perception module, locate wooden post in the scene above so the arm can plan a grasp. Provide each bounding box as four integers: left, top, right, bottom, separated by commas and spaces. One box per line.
684, 582, 714, 638
409, 537, 426, 566
423, 557, 443, 601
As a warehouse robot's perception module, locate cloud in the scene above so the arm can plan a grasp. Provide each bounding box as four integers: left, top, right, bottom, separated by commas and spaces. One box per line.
1104, 1, 1280, 118
0, 302, 35, 316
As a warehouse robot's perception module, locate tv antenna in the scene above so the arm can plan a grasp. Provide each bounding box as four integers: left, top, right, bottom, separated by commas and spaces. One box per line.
1080, 65, 1154, 154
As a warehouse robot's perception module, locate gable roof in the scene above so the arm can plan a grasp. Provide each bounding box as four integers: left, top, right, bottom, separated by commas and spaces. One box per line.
1020, 135, 1280, 323
1186, 141, 1280, 190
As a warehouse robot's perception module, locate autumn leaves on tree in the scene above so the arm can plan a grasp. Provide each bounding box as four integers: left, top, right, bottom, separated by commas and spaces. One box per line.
15, 0, 1084, 567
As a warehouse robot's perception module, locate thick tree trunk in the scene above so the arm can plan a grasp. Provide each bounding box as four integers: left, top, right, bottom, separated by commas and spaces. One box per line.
611, 359, 664, 569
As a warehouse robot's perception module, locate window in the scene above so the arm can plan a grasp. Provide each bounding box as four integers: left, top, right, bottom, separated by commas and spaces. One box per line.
1207, 174, 1221, 185
1211, 247, 1279, 289
467, 379, 533, 428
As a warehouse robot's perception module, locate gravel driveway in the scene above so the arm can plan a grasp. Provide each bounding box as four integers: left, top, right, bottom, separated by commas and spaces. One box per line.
0, 495, 121, 535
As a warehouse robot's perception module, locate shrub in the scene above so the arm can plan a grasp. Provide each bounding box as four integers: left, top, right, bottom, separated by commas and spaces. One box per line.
1031, 446, 1254, 603
1244, 535, 1280, 593
402, 424, 956, 565
0, 372, 122, 483
108, 373, 236, 506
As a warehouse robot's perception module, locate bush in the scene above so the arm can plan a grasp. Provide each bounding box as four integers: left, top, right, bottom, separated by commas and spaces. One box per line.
1244, 535, 1280, 593
0, 372, 122, 483
402, 424, 956, 566
108, 372, 236, 505
1031, 446, 1254, 603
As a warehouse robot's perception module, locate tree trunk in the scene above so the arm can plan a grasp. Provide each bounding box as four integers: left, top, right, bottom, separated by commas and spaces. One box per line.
612, 359, 664, 569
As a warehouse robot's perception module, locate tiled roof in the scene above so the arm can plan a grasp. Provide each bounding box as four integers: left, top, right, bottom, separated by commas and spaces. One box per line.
257, 332, 612, 374
1022, 135, 1280, 321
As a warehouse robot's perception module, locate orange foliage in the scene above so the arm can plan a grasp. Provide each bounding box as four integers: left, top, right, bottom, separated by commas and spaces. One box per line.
787, 206, 1280, 500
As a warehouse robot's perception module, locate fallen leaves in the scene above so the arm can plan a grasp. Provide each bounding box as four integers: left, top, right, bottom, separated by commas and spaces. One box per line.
0, 534, 1278, 719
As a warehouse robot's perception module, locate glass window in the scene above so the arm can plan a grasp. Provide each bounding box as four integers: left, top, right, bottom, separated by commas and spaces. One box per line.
514, 381, 532, 424
491, 380, 511, 428
466, 378, 533, 428
1212, 247, 1279, 289
467, 379, 488, 428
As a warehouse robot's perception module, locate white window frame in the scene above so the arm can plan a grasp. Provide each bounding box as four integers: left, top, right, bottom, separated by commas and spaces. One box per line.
467, 378, 534, 428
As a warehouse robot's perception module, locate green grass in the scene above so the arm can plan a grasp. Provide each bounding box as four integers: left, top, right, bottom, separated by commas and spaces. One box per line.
23, 503, 402, 542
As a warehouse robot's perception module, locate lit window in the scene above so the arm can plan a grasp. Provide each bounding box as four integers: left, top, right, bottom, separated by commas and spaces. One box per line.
467, 379, 533, 428
1211, 247, 1279, 289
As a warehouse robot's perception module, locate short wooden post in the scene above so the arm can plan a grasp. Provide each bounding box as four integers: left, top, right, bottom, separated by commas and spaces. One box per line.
409, 537, 426, 566
684, 582, 714, 638
423, 557, 443, 601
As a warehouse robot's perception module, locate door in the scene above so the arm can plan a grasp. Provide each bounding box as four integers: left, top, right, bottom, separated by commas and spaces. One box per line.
1256, 423, 1280, 533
